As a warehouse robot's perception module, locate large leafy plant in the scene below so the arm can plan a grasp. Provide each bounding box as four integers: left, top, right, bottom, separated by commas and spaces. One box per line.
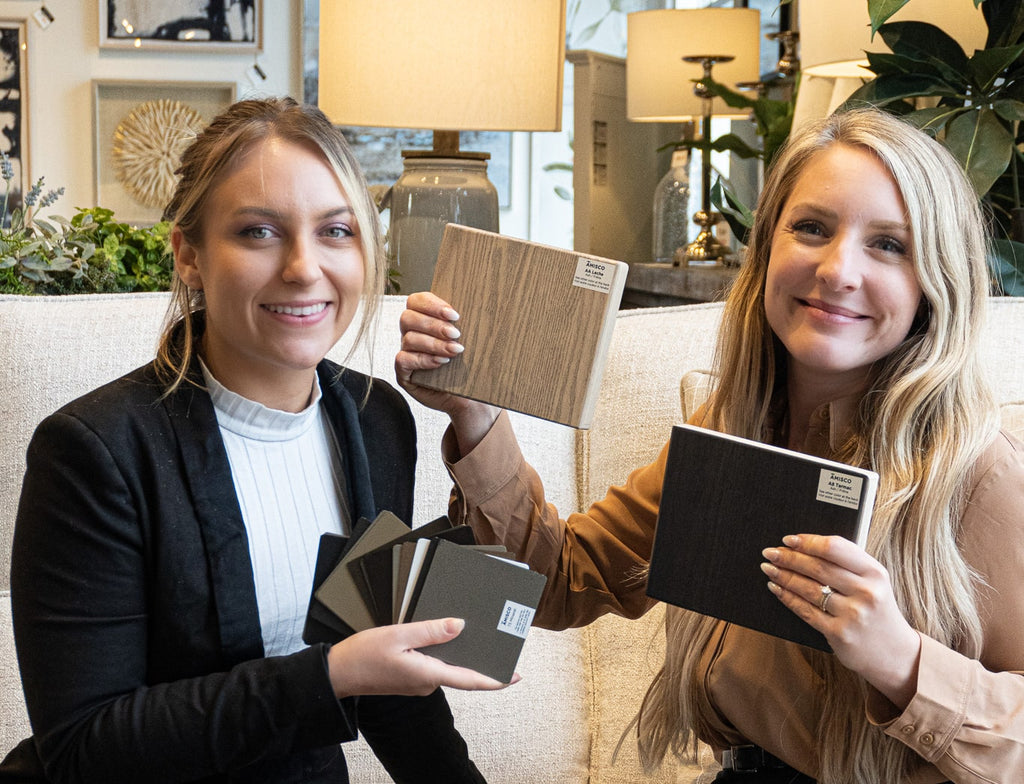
0, 155, 173, 295
846, 0, 1024, 294
655, 80, 794, 254
676, 79, 795, 172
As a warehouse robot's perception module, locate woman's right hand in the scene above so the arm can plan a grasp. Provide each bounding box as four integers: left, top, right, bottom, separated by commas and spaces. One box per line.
327, 618, 515, 698
396, 292, 499, 455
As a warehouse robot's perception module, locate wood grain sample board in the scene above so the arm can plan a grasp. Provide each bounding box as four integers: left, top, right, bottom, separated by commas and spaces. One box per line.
410, 224, 628, 428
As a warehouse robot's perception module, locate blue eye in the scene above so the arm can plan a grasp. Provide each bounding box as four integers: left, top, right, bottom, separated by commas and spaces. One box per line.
875, 236, 907, 255
241, 226, 273, 240
323, 224, 355, 239
792, 220, 826, 237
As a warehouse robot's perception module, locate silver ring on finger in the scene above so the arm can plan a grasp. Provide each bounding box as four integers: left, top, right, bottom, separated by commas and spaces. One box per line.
819, 584, 835, 614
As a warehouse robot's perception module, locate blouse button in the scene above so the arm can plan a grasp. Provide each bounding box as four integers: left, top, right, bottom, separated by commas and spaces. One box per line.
920, 732, 935, 746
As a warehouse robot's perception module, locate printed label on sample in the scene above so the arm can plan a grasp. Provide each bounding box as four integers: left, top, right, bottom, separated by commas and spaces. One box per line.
816, 469, 864, 510
573, 257, 615, 293
496, 600, 535, 639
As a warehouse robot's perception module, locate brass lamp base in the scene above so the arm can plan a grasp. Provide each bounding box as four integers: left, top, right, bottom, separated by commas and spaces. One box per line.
678, 54, 734, 269
683, 209, 727, 266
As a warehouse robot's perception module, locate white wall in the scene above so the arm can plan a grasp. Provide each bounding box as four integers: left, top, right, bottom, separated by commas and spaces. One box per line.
0, 0, 301, 216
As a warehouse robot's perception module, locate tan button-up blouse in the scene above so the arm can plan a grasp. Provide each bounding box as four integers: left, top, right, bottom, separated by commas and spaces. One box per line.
444, 408, 1024, 783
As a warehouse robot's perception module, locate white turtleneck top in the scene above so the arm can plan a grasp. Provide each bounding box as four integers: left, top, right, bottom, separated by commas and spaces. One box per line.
202, 364, 350, 656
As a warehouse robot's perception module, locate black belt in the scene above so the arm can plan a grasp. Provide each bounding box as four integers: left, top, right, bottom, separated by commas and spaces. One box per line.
722, 745, 792, 773
719, 745, 953, 784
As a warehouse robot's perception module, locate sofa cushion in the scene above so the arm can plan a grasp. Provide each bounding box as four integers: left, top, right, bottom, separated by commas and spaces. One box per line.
681, 370, 715, 421
1001, 403, 1024, 440
335, 627, 592, 782
585, 606, 704, 783
582, 304, 723, 502
981, 299, 1024, 405
0, 293, 173, 590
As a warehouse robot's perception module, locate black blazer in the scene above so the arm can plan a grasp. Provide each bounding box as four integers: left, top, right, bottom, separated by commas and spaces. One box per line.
7, 356, 483, 784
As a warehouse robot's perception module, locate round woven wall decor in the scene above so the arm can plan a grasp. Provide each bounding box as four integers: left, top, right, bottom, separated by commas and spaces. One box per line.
112, 99, 204, 209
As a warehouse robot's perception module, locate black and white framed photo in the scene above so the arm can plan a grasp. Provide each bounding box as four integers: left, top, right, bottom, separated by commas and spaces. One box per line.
0, 19, 28, 228
99, 1, 261, 52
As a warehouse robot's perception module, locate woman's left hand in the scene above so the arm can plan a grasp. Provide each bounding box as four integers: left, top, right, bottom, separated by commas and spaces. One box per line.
761, 534, 922, 708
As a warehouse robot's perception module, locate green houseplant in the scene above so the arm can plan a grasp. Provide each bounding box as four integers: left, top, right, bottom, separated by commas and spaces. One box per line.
0, 154, 174, 295
698, 0, 1024, 295
841, 0, 1024, 294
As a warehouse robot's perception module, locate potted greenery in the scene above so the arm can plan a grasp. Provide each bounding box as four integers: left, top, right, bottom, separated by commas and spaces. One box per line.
695, 0, 1024, 295
0, 153, 173, 296
848, 0, 1024, 294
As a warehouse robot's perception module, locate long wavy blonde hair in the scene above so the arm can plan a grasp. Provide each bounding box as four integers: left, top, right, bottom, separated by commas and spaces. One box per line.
155, 97, 385, 394
637, 109, 1000, 783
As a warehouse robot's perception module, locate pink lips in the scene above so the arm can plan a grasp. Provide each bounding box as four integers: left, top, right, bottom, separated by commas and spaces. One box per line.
261, 302, 332, 327
801, 298, 866, 321
263, 302, 329, 318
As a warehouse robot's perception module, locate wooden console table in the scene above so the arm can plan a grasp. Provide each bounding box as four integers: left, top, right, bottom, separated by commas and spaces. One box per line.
621, 263, 738, 308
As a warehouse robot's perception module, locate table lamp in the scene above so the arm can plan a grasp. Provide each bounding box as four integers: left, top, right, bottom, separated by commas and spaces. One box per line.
317, 0, 566, 292
795, 0, 988, 131
626, 8, 760, 266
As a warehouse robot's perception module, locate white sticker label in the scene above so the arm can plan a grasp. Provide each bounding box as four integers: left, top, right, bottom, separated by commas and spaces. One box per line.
573, 257, 615, 293
816, 469, 864, 510
496, 600, 535, 639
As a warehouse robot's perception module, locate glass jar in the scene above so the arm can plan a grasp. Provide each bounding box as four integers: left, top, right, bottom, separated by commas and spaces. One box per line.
652, 148, 691, 265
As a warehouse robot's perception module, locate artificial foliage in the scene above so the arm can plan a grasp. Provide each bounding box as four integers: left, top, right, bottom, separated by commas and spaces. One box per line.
673, 78, 794, 172
845, 0, 1024, 294
705, 0, 1024, 295
0, 154, 173, 295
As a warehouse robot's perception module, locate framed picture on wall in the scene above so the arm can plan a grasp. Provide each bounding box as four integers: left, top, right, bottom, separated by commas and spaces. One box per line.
0, 19, 28, 228
99, 1, 262, 52
92, 80, 236, 224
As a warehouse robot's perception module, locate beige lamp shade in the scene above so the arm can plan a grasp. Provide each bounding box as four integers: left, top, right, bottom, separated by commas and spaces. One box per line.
317, 0, 565, 132
626, 8, 761, 121
791, 74, 865, 133
800, 0, 989, 78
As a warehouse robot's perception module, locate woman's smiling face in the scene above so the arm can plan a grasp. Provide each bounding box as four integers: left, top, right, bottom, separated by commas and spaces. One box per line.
173, 136, 365, 409
764, 143, 923, 393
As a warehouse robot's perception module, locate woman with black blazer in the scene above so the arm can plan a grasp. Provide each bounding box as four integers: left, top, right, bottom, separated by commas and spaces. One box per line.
3, 97, 504, 784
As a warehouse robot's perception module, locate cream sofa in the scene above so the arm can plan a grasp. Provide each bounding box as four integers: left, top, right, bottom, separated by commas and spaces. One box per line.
3, 292, 1024, 783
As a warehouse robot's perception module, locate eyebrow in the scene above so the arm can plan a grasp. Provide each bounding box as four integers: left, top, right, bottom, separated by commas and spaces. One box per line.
787, 202, 910, 233
232, 206, 356, 221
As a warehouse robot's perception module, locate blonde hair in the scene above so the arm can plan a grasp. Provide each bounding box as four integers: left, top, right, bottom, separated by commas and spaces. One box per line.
155, 97, 385, 393
637, 109, 1000, 782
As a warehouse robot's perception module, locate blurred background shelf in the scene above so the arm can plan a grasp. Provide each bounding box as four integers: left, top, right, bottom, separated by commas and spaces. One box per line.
621, 263, 737, 308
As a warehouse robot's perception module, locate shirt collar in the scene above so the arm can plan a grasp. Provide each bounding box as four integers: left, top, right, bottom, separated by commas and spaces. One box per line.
765, 393, 861, 458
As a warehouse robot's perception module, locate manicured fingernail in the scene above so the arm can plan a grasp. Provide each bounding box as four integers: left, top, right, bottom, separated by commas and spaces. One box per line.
443, 307, 460, 321
760, 562, 778, 579
445, 618, 466, 634
762, 547, 780, 562
766, 581, 781, 595
437, 357, 450, 364
783, 535, 800, 547
443, 325, 461, 339
450, 343, 465, 354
